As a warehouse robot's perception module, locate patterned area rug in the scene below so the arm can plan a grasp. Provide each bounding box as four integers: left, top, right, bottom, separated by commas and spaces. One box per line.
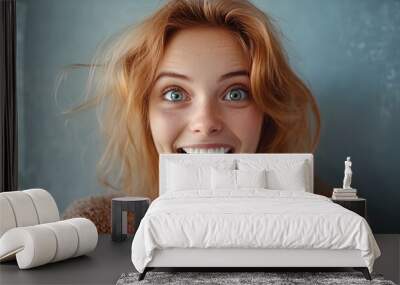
117, 271, 396, 285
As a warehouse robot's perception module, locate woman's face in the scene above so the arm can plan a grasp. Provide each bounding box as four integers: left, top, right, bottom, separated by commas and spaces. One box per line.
149, 26, 264, 154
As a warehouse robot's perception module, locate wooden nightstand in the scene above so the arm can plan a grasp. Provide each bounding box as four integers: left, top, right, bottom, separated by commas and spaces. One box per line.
331, 198, 367, 219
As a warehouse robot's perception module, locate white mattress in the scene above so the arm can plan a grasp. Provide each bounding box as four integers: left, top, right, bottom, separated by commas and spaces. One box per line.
131, 190, 381, 273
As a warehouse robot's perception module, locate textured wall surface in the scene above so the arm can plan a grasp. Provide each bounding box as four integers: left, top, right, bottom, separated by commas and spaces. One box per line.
17, 0, 400, 233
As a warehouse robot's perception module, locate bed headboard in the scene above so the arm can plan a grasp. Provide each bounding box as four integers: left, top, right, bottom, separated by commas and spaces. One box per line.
159, 153, 314, 195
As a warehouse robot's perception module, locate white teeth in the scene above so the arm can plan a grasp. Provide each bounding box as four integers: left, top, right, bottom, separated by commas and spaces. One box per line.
182, 147, 231, 154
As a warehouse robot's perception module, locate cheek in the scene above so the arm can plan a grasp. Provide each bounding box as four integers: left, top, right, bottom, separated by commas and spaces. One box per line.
223, 105, 263, 152
149, 105, 186, 152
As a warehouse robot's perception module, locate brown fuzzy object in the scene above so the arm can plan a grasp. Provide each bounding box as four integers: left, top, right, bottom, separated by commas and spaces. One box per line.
62, 193, 125, 234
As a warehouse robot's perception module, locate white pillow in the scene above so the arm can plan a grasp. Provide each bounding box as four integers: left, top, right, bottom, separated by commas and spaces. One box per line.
238, 159, 309, 191
167, 162, 210, 191
166, 159, 236, 192
211, 168, 267, 190
236, 169, 267, 188
211, 168, 236, 189
266, 167, 307, 191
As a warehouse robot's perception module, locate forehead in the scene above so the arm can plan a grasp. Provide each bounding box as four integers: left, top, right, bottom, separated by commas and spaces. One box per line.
159, 26, 250, 71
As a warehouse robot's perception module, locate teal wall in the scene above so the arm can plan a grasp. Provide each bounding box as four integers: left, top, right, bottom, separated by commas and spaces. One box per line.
16, 0, 400, 233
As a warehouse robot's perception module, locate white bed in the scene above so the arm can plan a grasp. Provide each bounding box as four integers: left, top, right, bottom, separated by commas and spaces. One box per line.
131, 154, 380, 280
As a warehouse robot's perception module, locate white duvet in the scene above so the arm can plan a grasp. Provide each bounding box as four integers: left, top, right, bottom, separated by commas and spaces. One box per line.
131, 190, 380, 273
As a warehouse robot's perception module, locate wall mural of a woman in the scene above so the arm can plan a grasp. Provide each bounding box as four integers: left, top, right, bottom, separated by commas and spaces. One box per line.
62, 0, 321, 231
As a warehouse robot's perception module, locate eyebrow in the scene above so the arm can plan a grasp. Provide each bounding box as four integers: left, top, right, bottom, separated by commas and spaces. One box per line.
154, 69, 249, 83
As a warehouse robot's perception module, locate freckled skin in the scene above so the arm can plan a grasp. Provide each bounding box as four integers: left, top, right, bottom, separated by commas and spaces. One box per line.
149, 27, 264, 153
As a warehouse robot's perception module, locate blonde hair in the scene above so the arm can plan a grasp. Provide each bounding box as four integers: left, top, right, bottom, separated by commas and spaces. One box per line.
62, 0, 320, 200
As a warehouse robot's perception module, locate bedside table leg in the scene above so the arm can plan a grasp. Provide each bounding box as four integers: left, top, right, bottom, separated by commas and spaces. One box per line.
354, 267, 371, 280
138, 268, 148, 281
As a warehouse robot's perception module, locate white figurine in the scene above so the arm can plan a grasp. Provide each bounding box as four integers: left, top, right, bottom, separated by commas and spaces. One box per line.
342, 156, 353, 189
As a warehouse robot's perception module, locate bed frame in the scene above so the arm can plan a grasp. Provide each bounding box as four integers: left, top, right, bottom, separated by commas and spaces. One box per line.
139, 154, 371, 280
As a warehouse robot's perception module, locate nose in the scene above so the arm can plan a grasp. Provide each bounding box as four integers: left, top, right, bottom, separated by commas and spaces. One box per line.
189, 102, 223, 136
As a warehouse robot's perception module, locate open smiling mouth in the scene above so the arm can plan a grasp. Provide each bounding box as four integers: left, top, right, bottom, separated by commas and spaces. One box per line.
176, 147, 234, 154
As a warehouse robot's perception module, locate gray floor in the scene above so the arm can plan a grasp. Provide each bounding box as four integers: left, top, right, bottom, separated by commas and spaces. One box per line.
374, 234, 400, 284
0, 234, 398, 284
0, 235, 135, 284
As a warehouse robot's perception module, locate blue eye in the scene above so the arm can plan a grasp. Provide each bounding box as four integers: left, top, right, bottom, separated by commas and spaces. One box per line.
163, 88, 186, 102
223, 88, 248, 101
